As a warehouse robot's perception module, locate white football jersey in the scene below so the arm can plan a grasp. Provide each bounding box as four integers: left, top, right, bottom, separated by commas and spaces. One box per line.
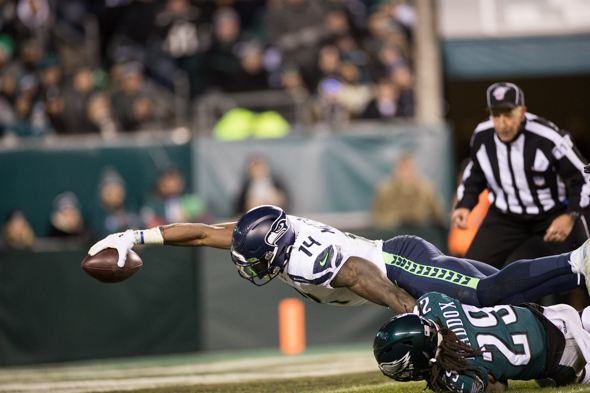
278, 215, 385, 306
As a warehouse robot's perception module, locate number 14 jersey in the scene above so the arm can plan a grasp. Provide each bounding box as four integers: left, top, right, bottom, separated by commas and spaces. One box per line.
278, 215, 385, 306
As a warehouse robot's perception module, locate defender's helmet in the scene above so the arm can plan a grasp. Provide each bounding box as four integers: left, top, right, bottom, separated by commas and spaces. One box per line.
373, 313, 439, 382
230, 205, 296, 286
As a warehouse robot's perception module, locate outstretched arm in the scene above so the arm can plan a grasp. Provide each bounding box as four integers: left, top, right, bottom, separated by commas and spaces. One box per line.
161, 222, 236, 249
89, 222, 236, 267
331, 256, 416, 315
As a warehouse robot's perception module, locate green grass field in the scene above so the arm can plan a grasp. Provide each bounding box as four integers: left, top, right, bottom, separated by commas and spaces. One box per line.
1, 344, 588, 393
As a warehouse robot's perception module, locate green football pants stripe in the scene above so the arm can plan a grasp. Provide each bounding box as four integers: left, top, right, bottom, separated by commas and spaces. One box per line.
383, 252, 480, 289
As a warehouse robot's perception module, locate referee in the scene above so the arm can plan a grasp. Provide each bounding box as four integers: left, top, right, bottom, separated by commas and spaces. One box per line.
451, 82, 590, 269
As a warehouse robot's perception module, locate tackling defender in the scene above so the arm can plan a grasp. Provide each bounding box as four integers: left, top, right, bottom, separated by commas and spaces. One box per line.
89, 205, 590, 315
374, 292, 590, 392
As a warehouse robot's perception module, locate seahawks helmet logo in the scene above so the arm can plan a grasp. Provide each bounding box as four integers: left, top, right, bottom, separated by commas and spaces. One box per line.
379, 351, 411, 378
265, 211, 289, 246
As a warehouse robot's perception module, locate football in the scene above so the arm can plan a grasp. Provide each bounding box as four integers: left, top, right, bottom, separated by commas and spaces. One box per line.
81, 248, 143, 283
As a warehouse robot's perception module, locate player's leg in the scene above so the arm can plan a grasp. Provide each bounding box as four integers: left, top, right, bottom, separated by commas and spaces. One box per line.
577, 305, 590, 384
476, 248, 585, 306
581, 306, 590, 332
383, 235, 493, 306
540, 303, 590, 386
570, 238, 590, 290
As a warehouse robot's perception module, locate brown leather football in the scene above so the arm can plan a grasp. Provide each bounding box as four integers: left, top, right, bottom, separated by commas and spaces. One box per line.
81, 248, 143, 283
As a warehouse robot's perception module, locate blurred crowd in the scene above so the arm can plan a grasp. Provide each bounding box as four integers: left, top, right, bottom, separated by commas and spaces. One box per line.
0, 0, 416, 138
0, 154, 289, 249
0, 164, 210, 249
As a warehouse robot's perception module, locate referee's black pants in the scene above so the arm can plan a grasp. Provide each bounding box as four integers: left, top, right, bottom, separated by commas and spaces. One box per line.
464, 207, 590, 270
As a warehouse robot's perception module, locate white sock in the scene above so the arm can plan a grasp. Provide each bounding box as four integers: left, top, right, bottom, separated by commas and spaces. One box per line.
571, 248, 582, 274
580, 307, 590, 333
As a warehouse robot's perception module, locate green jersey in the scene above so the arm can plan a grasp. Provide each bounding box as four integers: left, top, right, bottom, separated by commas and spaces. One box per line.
416, 292, 548, 392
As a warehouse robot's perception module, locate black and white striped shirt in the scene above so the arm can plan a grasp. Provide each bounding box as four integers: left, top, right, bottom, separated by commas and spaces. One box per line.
456, 113, 590, 217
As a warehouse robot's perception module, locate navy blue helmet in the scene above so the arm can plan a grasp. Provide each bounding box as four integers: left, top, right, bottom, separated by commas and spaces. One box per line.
230, 205, 296, 286
374, 313, 439, 382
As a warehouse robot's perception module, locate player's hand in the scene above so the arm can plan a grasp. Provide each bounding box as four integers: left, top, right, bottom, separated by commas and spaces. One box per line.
543, 214, 574, 243
89, 230, 137, 268
451, 208, 470, 229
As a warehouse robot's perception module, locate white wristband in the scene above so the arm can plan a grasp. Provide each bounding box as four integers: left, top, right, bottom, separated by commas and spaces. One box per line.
134, 227, 165, 245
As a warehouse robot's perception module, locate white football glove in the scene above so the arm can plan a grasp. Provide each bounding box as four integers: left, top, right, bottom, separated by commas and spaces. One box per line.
89, 229, 137, 268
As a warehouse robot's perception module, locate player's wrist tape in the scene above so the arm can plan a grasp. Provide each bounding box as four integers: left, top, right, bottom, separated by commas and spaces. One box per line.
134, 227, 165, 245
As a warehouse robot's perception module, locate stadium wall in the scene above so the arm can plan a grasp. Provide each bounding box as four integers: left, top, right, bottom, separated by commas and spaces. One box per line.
194, 123, 454, 220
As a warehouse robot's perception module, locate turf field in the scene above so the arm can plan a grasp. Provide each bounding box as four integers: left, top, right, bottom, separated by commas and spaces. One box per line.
0, 344, 587, 393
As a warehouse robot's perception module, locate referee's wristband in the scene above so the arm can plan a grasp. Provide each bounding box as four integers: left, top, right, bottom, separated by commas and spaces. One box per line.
133, 227, 165, 245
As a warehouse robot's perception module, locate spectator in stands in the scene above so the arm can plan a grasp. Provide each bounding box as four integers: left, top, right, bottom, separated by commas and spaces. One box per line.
202, 7, 244, 93
326, 0, 368, 37
37, 53, 65, 133
324, 60, 372, 121
360, 77, 402, 120
315, 45, 341, 83
37, 53, 61, 100
281, 65, 314, 124
157, 0, 201, 59
371, 153, 445, 229
236, 155, 289, 215
232, 42, 270, 92
141, 164, 208, 228
337, 60, 372, 119
44, 85, 65, 134
92, 167, 141, 238
391, 65, 415, 118
2, 86, 51, 137
363, 7, 410, 81
280, 63, 308, 99
110, 61, 158, 131
19, 39, 43, 74
0, 209, 35, 249
323, 8, 353, 45
155, 0, 205, 97
377, 44, 407, 77
47, 191, 94, 242
87, 93, 119, 138
334, 34, 367, 73
383, 21, 411, 64
62, 65, 98, 134
0, 34, 18, 103
267, 0, 327, 89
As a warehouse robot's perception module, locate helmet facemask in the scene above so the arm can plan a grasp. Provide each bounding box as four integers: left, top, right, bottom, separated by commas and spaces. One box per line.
232, 246, 282, 285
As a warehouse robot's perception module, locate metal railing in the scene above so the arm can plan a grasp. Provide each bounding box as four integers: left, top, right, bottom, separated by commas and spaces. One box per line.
193, 89, 311, 135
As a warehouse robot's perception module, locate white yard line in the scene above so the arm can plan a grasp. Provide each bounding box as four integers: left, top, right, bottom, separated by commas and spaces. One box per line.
0, 351, 379, 393
308, 381, 415, 393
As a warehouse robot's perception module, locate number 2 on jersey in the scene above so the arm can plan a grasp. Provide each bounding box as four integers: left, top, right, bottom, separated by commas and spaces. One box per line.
462, 304, 531, 366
